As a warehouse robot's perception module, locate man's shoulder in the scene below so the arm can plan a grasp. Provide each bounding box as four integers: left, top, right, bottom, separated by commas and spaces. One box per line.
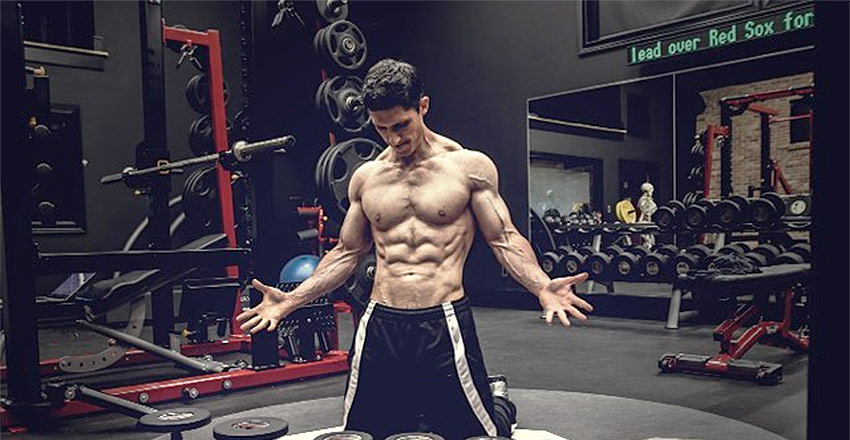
446, 148, 495, 169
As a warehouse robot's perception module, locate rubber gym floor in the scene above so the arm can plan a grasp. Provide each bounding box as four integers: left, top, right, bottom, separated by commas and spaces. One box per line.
4, 289, 806, 440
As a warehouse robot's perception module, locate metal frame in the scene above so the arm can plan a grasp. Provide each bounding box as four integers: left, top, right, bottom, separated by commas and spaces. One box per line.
718, 85, 814, 197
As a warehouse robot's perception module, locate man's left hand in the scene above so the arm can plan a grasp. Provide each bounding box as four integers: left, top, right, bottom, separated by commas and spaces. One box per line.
538, 273, 593, 328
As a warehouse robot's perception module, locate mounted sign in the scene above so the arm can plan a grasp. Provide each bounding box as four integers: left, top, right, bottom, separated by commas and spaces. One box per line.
627, 5, 814, 66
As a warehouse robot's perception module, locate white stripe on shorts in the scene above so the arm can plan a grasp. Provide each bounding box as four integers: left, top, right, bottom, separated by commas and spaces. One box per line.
442, 302, 498, 436
342, 300, 377, 427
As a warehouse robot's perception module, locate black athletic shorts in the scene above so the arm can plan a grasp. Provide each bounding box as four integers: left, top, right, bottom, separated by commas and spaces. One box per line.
342, 296, 512, 439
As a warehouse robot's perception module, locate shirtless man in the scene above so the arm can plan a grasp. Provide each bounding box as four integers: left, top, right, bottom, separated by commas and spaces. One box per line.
237, 59, 593, 439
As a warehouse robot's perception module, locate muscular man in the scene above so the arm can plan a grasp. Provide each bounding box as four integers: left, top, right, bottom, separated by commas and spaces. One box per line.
237, 59, 592, 439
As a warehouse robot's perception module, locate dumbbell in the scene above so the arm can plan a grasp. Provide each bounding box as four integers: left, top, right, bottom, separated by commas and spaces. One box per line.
586, 245, 624, 279
540, 250, 565, 277
542, 208, 563, 229
743, 243, 785, 266
653, 200, 686, 230
748, 192, 785, 228
774, 243, 811, 264
717, 243, 752, 255
671, 244, 712, 275
641, 244, 679, 280
682, 199, 715, 231
561, 247, 587, 276
790, 243, 811, 261
613, 245, 650, 280
713, 195, 749, 230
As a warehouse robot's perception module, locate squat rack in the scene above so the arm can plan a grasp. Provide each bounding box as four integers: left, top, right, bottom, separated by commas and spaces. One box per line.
1, 1, 348, 428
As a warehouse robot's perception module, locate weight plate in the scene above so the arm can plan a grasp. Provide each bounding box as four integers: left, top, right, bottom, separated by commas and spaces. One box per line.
188, 115, 214, 157
386, 434, 445, 440
316, 0, 349, 22
317, 20, 367, 71
465, 437, 512, 440
188, 115, 232, 157
318, 76, 369, 133
315, 78, 332, 114
212, 416, 289, 440
314, 431, 374, 440
186, 74, 230, 114
315, 144, 335, 188
182, 166, 219, 230
138, 408, 211, 432
233, 109, 251, 140
324, 138, 383, 219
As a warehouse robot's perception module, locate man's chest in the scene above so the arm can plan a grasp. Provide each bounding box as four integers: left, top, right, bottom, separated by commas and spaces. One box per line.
360, 164, 471, 229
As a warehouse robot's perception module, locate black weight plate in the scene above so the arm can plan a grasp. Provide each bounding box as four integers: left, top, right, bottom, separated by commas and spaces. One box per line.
138, 407, 211, 432
316, 0, 349, 22
212, 416, 289, 440
320, 20, 367, 71
183, 166, 219, 229
320, 141, 344, 210
186, 74, 230, 113
315, 78, 332, 114
320, 76, 368, 133
188, 115, 214, 157
233, 109, 251, 139
315, 144, 335, 188
313, 27, 327, 58
465, 437, 512, 440
188, 116, 232, 157
325, 138, 383, 219
386, 434, 445, 440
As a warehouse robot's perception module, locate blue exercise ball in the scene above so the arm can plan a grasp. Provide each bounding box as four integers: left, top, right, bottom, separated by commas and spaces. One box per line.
279, 254, 320, 284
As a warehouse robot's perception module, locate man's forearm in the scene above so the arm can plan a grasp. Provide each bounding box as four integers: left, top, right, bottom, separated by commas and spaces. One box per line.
285, 245, 363, 307
489, 230, 551, 297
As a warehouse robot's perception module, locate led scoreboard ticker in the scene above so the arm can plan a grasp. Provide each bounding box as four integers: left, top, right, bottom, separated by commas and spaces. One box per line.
627, 5, 814, 65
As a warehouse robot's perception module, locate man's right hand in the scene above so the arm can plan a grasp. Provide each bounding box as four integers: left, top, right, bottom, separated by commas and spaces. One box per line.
236, 279, 299, 334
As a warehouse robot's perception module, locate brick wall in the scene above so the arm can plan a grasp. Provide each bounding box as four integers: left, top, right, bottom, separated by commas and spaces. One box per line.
695, 72, 814, 198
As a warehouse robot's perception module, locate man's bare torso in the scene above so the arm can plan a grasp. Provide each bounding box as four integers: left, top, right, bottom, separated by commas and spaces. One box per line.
356, 135, 476, 308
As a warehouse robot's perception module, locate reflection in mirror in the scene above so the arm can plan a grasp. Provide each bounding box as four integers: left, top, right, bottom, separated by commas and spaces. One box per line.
528, 76, 674, 230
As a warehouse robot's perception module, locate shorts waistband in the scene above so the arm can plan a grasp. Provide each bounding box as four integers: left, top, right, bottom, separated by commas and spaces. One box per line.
368, 296, 470, 321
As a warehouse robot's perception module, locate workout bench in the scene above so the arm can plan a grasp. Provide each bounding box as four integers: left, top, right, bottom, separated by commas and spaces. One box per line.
660, 264, 809, 384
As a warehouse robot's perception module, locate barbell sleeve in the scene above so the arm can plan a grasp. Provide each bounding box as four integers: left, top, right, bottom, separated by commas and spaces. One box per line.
231, 135, 296, 162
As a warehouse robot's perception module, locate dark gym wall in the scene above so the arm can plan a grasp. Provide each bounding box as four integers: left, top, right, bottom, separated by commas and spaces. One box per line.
345, 1, 813, 300
347, 1, 640, 300
33, 1, 244, 258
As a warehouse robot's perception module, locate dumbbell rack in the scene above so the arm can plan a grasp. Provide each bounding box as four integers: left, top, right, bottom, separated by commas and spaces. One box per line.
552, 222, 660, 292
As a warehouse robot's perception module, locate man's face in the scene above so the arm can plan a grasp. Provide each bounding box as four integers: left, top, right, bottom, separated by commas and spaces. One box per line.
369, 96, 429, 157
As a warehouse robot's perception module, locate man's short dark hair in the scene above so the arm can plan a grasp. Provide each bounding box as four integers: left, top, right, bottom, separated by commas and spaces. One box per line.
362, 58, 424, 111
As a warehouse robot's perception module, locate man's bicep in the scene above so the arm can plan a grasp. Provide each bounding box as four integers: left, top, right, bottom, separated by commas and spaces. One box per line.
337, 199, 372, 252
337, 165, 373, 253
470, 188, 516, 243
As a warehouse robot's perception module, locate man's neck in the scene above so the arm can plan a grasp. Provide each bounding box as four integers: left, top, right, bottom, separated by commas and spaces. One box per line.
395, 129, 439, 168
